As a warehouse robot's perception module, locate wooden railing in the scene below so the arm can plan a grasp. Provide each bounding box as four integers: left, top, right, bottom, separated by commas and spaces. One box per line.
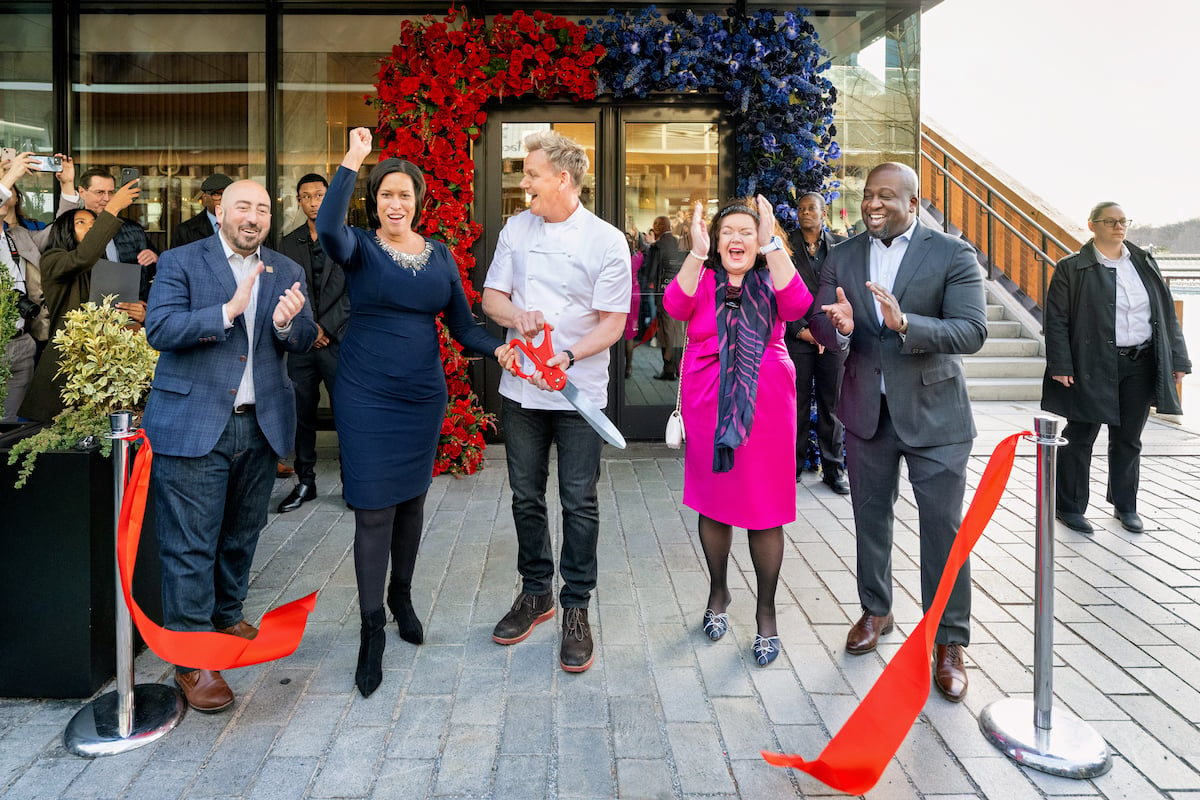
920, 125, 1083, 315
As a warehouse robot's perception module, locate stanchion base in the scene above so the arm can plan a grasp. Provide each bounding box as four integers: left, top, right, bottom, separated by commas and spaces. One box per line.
979, 697, 1112, 779
64, 684, 187, 758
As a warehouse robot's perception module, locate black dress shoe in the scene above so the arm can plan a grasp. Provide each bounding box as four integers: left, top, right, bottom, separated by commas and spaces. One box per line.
277, 483, 316, 513
653, 372, 677, 381
1055, 511, 1093, 533
823, 468, 850, 495
1115, 511, 1144, 532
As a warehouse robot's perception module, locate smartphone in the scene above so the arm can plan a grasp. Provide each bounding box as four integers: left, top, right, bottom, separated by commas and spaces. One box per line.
30, 155, 63, 172
119, 166, 139, 185
1, 147, 15, 163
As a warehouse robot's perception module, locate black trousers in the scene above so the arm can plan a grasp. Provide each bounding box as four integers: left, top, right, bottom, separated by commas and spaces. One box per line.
789, 344, 845, 472
286, 345, 340, 486
1057, 351, 1156, 515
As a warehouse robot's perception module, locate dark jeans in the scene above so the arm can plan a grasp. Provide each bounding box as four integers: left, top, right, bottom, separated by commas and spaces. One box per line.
789, 343, 845, 473
287, 345, 339, 486
153, 408, 275, 670
502, 397, 602, 608
1057, 350, 1156, 515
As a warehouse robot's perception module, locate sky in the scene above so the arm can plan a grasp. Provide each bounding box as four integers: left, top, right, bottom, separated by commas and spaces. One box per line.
921, 0, 1200, 229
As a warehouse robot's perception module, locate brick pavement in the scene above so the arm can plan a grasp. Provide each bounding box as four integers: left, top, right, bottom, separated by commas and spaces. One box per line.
2, 401, 1200, 799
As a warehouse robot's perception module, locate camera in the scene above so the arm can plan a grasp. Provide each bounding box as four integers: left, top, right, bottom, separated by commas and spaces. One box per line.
15, 292, 42, 324
30, 155, 63, 172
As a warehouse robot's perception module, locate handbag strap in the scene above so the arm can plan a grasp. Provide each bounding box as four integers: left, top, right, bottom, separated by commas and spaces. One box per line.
673, 332, 688, 414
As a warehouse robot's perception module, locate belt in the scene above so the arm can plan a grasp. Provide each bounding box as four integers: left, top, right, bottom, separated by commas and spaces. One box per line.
1116, 341, 1151, 360
233, 403, 255, 414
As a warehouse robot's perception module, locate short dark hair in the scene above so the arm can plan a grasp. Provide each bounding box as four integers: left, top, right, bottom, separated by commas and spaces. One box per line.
78, 167, 114, 192
365, 158, 425, 230
47, 208, 95, 252
296, 173, 328, 195
799, 191, 826, 211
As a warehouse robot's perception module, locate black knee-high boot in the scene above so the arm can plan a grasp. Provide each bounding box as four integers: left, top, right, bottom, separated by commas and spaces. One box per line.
355, 607, 387, 697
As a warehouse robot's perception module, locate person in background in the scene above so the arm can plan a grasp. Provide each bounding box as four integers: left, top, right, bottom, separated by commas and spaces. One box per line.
0, 151, 78, 391
320, 129, 513, 697
76, 166, 157, 322
170, 173, 233, 248
18, 179, 140, 423
142, 179, 316, 714
645, 214, 686, 380
786, 191, 848, 493
277, 173, 350, 513
623, 231, 642, 379
664, 197, 810, 667
1041, 202, 1190, 534
810, 162, 987, 703
482, 130, 630, 674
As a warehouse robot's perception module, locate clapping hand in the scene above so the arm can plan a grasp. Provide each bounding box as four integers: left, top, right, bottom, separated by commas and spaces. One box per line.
821, 286, 855, 335
273, 281, 307, 328
755, 194, 777, 247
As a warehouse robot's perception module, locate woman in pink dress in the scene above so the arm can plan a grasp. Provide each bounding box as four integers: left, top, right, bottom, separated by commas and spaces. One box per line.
663, 196, 812, 666
623, 233, 642, 378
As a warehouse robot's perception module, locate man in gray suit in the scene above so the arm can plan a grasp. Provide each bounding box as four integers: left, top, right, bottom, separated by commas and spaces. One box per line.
809, 162, 987, 702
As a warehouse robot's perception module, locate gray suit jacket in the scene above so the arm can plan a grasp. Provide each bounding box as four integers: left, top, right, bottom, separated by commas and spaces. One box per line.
809, 221, 987, 447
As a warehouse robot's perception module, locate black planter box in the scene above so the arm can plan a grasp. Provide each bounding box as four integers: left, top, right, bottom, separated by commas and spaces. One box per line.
0, 433, 162, 698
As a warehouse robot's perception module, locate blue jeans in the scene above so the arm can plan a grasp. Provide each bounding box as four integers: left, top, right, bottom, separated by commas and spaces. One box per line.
502, 398, 602, 609
153, 409, 275, 670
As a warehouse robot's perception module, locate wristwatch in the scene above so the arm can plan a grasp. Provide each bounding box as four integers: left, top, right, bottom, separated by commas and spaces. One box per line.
759, 235, 783, 254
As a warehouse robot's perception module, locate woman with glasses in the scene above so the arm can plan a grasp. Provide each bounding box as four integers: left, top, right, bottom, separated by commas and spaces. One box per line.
663, 197, 811, 666
1041, 202, 1190, 534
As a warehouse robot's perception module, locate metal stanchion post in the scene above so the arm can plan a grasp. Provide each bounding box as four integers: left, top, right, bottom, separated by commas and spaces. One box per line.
978, 415, 1111, 778
64, 412, 186, 758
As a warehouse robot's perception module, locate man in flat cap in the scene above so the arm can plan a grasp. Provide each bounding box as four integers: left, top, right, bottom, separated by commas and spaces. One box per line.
171, 173, 234, 249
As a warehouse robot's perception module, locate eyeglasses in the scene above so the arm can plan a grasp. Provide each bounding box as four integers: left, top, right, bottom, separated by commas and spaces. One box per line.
1094, 218, 1132, 229
85, 188, 116, 197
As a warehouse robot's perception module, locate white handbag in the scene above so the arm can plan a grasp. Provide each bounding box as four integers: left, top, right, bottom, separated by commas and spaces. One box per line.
665, 337, 687, 449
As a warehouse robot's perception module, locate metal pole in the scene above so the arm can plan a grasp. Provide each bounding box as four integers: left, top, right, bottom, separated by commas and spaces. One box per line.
979, 415, 1112, 778
64, 413, 186, 758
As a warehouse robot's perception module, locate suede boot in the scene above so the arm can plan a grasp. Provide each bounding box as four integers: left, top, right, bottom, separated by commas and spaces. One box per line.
355, 607, 387, 697
387, 579, 424, 645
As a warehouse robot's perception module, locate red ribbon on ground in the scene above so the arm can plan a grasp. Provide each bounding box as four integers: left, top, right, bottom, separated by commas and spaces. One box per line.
762, 431, 1027, 794
117, 430, 318, 670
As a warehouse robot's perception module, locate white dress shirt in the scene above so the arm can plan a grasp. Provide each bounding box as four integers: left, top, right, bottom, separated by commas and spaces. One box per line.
1097, 244, 1152, 347
219, 236, 261, 407
484, 204, 631, 411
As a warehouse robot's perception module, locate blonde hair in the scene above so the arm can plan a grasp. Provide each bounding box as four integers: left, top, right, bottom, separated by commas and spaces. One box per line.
524, 131, 588, 188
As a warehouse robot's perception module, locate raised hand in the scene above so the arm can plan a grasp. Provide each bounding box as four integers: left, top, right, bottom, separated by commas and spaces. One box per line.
107, 179, 141, 215
821, 286, 855, 335
345, 127, 373, 170
272, 281, 307, 328
690, 200, 710, 258
225, 263, 264, 320
755, 194, 777, 246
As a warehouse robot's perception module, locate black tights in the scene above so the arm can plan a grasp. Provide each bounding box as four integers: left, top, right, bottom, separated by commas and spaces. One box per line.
697, 514, 784, 637
352, 493, 426, 612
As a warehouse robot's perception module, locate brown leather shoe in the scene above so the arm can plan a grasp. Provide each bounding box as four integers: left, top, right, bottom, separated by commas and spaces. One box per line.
218, 620, 258, 640
845, 610, 894, 655
933, 643, 968, 702
276, 461, 295, 478
176, 669, 234, 713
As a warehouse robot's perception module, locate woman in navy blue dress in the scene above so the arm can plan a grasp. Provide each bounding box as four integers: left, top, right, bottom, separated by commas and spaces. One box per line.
318, 127, 513, 697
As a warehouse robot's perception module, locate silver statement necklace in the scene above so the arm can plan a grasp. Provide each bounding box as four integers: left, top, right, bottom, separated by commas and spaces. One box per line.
376, 235, 432, 274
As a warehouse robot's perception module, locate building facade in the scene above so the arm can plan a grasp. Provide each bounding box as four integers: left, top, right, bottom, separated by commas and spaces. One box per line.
1, 0, 931, 438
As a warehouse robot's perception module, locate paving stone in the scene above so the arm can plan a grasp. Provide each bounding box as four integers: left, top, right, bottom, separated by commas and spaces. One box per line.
666, 722, 736, 796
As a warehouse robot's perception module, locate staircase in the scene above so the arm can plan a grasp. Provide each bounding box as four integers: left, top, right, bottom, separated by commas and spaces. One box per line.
965, 285, 1045, 401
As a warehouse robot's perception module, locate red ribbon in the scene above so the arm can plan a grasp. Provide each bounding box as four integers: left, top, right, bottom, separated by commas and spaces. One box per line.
762, 431, 1027, 794
117, 430, 318, 669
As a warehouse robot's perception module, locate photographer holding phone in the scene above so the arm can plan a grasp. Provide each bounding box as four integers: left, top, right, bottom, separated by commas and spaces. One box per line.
18, 179, 140, 423
76, 167, 157, 311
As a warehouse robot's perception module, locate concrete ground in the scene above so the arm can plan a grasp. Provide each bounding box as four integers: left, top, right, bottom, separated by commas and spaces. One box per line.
3, 400, 1200, 799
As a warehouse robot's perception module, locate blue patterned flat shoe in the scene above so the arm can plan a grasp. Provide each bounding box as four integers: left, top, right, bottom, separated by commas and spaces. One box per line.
753, 634, 781, 666
702, 609, 729, 641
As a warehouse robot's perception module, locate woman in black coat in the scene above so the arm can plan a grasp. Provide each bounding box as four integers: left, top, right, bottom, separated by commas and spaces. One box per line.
1041, 202, 1190, 534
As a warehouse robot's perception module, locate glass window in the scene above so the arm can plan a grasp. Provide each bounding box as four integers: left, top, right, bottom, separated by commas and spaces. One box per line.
811, 7, 920, 238
500, 122, 596, 227
623, 121, 718, 404
76, 14, 267, 250
0, 8, 56, 223
279, 15, 414, 233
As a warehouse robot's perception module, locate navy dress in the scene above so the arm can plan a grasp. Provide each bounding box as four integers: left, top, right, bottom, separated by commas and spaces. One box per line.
318, 166, 501, 509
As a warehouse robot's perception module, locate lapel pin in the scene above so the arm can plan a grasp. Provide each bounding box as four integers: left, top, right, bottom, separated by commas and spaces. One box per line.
265, 265, 274, 273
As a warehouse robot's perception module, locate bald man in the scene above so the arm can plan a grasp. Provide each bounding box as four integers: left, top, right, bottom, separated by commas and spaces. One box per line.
143, 180, 318, 713
809, 163, 987, 702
